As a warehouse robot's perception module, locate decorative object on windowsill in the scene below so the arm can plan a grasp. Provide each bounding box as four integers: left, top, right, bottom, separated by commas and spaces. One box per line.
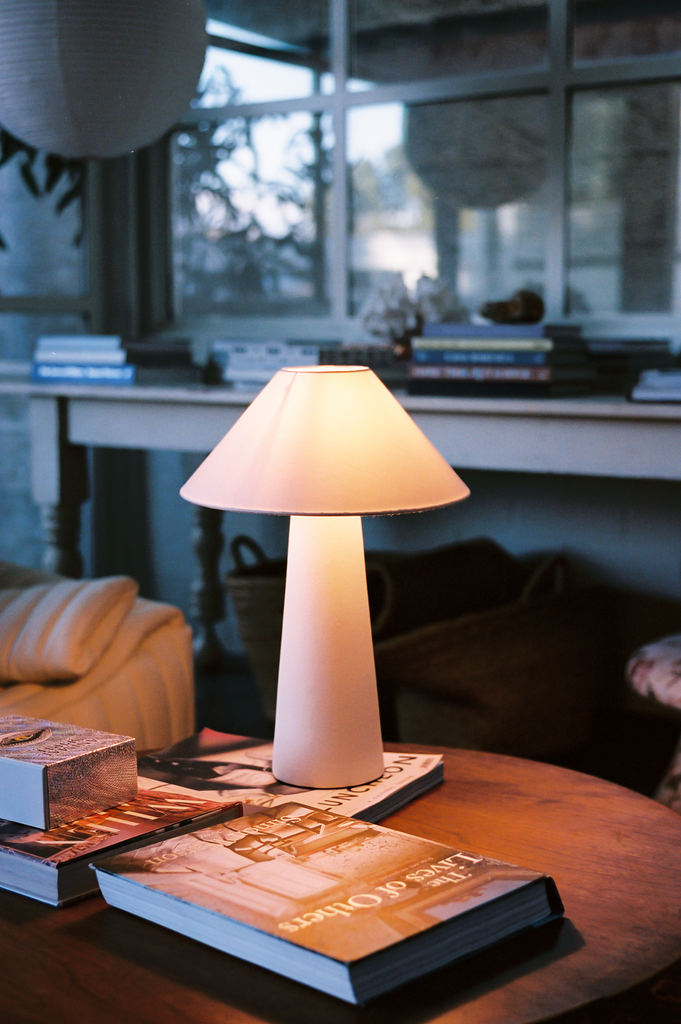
360, 274, 468, 361
0, 0, 206, 158
480, 289, 545, 325
414, 275, 469, 326
360, 274, 420, 360
181, 365, 469, 788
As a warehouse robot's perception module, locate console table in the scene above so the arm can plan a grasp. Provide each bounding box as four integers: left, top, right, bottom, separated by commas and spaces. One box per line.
2, 745, 681, 1024
3, 376, 681, 657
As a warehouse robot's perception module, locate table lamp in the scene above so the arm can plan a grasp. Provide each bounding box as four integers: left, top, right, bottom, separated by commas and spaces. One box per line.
181, 366, 469, 789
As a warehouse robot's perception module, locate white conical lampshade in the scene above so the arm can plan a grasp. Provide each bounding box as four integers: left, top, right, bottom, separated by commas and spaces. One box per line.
180, 366, 469, 516
0, 0, 206, 158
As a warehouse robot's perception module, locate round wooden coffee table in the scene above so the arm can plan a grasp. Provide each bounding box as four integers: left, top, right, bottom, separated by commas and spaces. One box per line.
2, 746, 681, 1024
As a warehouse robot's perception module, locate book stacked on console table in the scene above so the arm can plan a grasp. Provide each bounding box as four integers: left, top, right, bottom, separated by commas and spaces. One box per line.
630, 368, 681, 403
31, 335, 135, 385
586, 338, 674, 394
408, 322, 594, 398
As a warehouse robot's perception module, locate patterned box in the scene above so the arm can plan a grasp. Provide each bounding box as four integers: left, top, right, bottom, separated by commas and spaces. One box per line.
0, 716, 136, 829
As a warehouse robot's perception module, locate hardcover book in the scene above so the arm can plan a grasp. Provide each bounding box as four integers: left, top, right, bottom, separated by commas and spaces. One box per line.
412, 349, 553, 365
412, 337, 554, 351
137, 729, 444, 822
0, 776, 241, 906
31, 364, 135, 384
0, 716, 137, 829
421, 322, 581, 339
95, 801, 563, 1004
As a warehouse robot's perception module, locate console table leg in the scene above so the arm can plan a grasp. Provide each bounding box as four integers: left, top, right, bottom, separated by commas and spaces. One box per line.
191, 505, 226, 671
40, 503, 83, 578
29, 396, 88, 580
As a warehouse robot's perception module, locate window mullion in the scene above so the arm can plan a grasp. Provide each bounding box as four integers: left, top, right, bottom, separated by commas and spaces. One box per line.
545, 0, 570, 319
330, 0, 349, 322
85, 161, 105, 333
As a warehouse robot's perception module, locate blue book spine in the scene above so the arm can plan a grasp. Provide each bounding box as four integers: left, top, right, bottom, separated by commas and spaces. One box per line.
31, 364, 135, 385
422, 322, 544, 338
411, 349, 548, 366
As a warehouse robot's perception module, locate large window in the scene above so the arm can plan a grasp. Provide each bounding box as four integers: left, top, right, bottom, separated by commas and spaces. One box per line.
0, 144, 93, 567
170, 0, 681, 335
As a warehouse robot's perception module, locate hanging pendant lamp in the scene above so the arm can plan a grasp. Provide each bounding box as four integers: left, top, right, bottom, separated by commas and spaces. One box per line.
0, 0, 206, 159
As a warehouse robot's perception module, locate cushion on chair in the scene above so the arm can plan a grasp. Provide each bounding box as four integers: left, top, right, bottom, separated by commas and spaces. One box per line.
626, 633, 681, 710
626, 633, 681, 812
0, 576, 138, 683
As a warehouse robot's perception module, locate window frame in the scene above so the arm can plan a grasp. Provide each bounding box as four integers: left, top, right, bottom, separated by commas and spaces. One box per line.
171, 0, 681, 340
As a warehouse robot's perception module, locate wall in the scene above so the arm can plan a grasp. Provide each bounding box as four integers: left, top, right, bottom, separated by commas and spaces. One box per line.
143, 451, 681, 653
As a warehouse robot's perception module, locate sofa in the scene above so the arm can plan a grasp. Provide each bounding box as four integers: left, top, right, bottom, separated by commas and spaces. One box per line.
0, 561, 194, 749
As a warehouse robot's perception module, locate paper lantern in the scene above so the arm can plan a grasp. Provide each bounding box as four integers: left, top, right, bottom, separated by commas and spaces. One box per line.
0, 0, 206, 159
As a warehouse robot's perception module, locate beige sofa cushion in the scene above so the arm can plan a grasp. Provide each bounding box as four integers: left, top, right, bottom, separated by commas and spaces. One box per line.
0, 576, 138, 682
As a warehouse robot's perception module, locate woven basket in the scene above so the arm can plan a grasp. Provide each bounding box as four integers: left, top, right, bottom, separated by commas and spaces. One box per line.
374, 559, 614, 758
225, 536, 525, 722
225, 537, 611, 756
225, 536, 285, 721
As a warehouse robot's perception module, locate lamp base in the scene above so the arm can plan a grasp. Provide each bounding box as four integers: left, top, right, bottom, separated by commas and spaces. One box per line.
272, 515, 385, 789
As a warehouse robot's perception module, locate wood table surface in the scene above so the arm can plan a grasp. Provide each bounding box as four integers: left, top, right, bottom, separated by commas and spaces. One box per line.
2, 746, 681, 1024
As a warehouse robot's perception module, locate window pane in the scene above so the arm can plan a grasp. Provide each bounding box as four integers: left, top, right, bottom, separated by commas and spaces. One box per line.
172, 114, 333, 317
198, 1, 330, 105
348, 96, 547, 317
349, 0, 548, 88
0, 313, 87, 361
0, 154, 86, 297
574, 0, 681, 63
567, 84, 681, 314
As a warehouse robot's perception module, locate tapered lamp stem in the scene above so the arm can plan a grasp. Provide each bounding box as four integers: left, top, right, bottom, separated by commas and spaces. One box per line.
272, 515, 385, 788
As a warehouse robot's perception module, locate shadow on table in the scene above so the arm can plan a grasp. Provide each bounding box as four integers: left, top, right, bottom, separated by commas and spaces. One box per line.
0, 887, 55, 926
67, 906, 582, 1024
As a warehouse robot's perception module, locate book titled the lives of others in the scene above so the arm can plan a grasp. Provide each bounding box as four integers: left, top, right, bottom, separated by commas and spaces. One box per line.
0, 716, 137, 829
95, 801, 564, 1004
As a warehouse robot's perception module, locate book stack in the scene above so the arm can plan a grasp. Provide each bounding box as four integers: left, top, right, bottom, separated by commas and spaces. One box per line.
212, 340, 319, 389
1, 723, 565, 1002
318, 344, 409, 389
587, 339, 674, 394
630, 369, 681, 403
31, 335, 135, 385
408, 322, 594, 398
0, 717, 241, 906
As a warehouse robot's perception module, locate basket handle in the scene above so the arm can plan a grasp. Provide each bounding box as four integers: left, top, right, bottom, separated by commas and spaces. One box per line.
231, 534, 269, 571
519, 554, 569, 605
